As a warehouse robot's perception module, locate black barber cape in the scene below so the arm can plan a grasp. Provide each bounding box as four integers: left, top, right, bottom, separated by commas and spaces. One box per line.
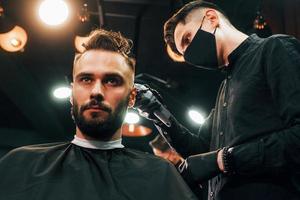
0, 142, 197, 200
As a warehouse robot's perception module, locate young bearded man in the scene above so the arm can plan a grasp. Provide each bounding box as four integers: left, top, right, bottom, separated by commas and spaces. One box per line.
0, 29, 197, 200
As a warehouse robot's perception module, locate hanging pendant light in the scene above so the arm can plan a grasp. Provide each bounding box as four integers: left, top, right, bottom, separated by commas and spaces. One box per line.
253, 11, 267, 30
74, 3, 93, 53
0, 3, 27, 52
0, 26, 28, 52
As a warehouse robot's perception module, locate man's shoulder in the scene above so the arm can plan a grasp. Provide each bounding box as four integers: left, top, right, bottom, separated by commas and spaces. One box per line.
1, 142, 70, 162
124, 148, 174, 167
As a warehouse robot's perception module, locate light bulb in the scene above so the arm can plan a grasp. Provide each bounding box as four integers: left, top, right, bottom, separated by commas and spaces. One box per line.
39, 0, 69, 26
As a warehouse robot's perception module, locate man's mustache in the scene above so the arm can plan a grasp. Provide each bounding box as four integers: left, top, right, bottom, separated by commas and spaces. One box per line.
80, 99, 112, 113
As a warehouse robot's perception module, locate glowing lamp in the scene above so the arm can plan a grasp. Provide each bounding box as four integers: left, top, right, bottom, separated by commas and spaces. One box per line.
53, 86, 71, 99
39, 0, 69, 26
188, 109, 205, 125
0, 26, 27, 52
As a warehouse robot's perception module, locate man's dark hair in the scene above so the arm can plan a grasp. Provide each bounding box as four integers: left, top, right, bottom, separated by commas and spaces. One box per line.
164, 0, 229, 56
74, 29, 135, 71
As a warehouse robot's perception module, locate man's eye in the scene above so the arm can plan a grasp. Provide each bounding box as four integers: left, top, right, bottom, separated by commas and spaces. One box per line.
80, 77, 92, 83
104, 77, 122, 86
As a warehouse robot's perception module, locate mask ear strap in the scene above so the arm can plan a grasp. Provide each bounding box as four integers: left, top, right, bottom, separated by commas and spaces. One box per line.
213, 27, 217, 34
199, 16, 206, 29
200, 15, 218, 34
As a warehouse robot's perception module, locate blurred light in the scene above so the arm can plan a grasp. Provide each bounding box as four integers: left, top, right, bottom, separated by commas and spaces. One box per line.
78, 3, 90, 23
128, 124, 135, 132
53, 86, 71, 99
124, 112, 140, 124
0, 5, 4, 17
121, 124, 152, 137
39, 0, 69, 26
188, 110, 205, 125
0, 26, 27, 52
10, 38, 21, 47
253, 11, 267, 30
74, 35, 89, 53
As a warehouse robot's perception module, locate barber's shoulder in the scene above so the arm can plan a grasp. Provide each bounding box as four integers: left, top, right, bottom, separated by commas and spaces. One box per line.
262, 34, 298, 48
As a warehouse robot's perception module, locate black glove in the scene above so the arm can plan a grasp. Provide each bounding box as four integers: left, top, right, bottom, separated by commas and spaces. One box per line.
134, 83, 172, 127
178, 150, 221, 185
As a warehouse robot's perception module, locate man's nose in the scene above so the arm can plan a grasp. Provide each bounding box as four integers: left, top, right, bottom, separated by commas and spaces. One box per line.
90, 81, 104, 99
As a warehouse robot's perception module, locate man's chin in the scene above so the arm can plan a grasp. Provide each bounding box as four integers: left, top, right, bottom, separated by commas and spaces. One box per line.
77, 123, 116, 141
83, 118, 106, 126
83, 111, 109, 121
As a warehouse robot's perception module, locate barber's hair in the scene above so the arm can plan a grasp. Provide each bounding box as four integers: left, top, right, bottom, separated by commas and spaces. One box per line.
164, 0, 229, 57
149, 135, 171, 152
74, 29, 135, 71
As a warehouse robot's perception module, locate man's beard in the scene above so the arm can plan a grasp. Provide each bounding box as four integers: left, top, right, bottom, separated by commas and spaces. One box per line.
71, 95, 130, 141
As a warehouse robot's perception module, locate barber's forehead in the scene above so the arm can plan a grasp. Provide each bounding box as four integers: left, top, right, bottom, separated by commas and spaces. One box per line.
175, 8, 201, 34
185, 7, 203, 22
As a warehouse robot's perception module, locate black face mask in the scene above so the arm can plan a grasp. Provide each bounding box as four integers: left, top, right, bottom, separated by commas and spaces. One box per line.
183, 17, 218, 70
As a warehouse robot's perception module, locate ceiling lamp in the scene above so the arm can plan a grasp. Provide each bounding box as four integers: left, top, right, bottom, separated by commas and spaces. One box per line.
74, 2, 105, 52
0, 3, 28, 52
38, 0, 69, 26
121, 124, 152, 137
122, 111, 152, 137
78, 3, 90, 23
0, 26, 28, 52
253, 0, 268, 30
124, 112, 140, 124
74, 3, 91, 53
253, 11, 267, 30
188, 109, 205, 125
53, 86, 71, 99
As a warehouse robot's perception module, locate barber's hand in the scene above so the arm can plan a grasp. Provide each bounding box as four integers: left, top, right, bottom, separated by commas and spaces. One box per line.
178, 151, 221, 185
134, 84, 172, 126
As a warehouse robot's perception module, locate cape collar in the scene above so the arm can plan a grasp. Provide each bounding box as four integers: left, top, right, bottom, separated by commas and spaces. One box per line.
71, 135, 124, 150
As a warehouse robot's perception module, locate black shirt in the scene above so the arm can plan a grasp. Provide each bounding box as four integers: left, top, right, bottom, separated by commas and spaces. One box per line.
169, 34, 300, 200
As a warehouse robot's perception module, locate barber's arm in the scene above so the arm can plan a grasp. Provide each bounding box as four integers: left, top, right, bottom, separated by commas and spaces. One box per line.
166, 110, 214, 158
133, 84, 213, 157
133, 84, 217, 183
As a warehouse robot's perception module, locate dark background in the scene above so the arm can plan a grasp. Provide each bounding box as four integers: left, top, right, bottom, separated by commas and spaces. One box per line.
0, 0, 299, 157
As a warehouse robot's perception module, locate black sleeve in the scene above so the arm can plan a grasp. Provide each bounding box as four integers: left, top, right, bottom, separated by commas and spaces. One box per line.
165, 109, 214, 158
230, 36, 300, 176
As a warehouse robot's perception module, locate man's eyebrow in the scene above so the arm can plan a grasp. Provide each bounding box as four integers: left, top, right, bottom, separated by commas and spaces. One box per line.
75, 72, 93, 79
104, 72, 124, 78
75, 72, 125, 79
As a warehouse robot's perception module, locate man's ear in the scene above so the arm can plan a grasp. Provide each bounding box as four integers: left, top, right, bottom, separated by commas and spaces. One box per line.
128, 87, 137, 108
204, 9, 219, 29
69, 83, 74, 106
